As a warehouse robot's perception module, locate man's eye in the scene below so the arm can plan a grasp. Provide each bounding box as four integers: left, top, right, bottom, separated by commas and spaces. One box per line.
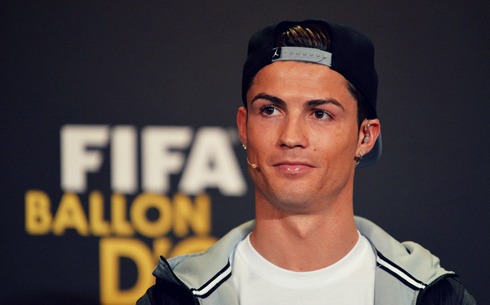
261, 106, 278, 116
313, 110, 330, 119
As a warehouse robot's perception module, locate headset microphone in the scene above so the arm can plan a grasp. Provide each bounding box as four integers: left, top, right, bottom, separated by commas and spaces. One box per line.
247, 158, 258, 169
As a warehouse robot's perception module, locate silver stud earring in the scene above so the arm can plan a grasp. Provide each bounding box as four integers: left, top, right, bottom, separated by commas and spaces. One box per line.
242, 144, 247, 150
356, 150, 365, 166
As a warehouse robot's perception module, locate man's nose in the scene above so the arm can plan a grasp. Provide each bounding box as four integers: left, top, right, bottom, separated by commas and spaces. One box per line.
278, 116, 308, 148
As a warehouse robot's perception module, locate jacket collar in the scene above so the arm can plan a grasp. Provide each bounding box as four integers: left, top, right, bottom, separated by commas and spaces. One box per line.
154, 217, 454, 304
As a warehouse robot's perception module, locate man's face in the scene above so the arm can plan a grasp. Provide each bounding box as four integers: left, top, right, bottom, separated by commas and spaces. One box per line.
237, 61, 366, 212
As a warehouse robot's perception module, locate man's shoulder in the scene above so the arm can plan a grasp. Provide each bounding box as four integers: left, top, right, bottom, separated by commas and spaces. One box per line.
355, 216, 476, 305
355, 216, 452, 282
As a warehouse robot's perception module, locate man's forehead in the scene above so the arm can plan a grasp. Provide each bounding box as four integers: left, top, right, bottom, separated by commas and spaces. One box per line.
247, 61, 353, 103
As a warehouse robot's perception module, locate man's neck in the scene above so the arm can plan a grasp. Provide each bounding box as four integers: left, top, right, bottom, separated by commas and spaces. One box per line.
250, 191, 358, 272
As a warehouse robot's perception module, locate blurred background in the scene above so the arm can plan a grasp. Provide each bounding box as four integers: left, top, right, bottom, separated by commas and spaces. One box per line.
1, 1, 488, 304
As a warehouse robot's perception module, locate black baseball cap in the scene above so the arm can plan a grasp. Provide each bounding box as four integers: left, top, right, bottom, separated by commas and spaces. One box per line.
241, 19, 381, 167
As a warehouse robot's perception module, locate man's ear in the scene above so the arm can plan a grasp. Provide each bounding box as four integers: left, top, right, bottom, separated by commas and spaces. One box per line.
237, 107, 248, 146
356, 119, 380, 155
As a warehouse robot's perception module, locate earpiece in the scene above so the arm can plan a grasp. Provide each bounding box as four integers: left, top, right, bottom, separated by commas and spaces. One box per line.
363, 121, 371, 143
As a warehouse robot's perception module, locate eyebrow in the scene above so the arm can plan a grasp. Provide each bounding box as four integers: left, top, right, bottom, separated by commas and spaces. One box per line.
250, 93, 344, 110
250, 93, 286, 106
306, 99, 344, 110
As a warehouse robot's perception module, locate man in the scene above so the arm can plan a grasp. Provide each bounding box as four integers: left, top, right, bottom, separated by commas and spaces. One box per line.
138, 19, 475, 305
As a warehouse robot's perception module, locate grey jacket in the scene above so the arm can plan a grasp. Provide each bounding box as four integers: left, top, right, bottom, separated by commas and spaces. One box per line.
138, 216, 475, 304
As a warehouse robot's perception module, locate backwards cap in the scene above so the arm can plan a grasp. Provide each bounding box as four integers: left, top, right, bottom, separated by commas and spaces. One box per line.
241, 19, 381, 167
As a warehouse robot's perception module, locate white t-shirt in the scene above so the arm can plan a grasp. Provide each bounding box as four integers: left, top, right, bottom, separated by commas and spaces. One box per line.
231, 232, 375, 305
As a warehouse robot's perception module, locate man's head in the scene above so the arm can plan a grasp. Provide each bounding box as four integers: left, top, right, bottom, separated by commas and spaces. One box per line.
241, 19, 381, 167
237, 19, 382, 211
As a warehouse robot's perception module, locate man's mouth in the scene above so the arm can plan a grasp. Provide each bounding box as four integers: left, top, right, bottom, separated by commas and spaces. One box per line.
273, 161, 315, 174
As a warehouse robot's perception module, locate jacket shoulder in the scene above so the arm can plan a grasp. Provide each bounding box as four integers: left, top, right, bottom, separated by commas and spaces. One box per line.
418, 277, 476, 305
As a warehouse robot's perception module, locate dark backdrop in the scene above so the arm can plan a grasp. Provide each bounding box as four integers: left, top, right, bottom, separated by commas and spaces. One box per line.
1, 1, 488, 304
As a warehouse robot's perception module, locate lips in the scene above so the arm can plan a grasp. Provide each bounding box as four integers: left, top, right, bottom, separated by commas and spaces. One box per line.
273, 161, 315, 174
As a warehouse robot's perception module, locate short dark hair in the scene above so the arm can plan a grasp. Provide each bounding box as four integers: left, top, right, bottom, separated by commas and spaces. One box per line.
245, 22, 368, 127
